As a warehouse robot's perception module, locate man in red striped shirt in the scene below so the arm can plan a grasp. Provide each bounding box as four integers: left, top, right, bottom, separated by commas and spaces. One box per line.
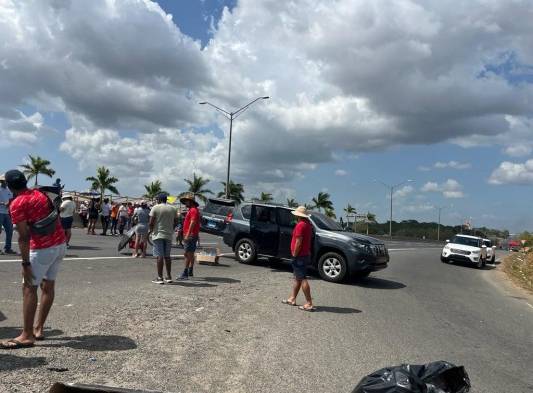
282, 206, 315, 311
0, 170, 66, 349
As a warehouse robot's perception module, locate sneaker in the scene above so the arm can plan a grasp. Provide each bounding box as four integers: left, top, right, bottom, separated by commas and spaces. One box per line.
151, 277, 164, 285
188, 267, 194, 277
177, 272, 189, 281
164, 277, 173, 284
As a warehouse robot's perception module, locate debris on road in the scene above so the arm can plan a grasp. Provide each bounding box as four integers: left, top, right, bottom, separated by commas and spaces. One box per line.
352, 360, 470, 393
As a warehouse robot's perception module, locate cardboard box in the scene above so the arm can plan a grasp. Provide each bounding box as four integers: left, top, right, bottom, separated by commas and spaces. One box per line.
196, 247, 220, 266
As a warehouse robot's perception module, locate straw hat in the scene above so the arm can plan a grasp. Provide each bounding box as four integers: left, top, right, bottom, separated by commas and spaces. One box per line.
291, 206, 310, 218
180, 192, 199, 207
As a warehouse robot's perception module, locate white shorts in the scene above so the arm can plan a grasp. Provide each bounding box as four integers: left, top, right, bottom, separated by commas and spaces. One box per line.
28, 243, 66, 286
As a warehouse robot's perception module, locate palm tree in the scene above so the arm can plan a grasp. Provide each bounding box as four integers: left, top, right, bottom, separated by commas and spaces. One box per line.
304, 203, 314, 211
344, 203, 357, 231
218, 180, 245, 203
143, 180, 167, 202
312, 192, 333, 212
366, 212, 376, 235
20, 155, 55, 186
86, 166, 119, 202
287, 198, 298, 208
325, 208, 337, 219
184, 173, 213, 202
259, 192, 273, 203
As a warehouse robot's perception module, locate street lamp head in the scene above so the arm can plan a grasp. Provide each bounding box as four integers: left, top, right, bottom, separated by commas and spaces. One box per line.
198, 102, 207, 105
262, 96, 270, 99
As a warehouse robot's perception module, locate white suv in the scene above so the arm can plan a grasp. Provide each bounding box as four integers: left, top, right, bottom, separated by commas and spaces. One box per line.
441, 234, 487, 268
482, 238, 497, 264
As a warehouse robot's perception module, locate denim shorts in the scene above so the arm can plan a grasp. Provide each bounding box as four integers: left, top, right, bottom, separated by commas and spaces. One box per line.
184, 236, 198, 253
292, 255, 311, 280
153, 238, 172, 258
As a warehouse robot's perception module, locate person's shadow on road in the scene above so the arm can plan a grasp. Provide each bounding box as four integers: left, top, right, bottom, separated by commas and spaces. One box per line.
0, 354, 47, 371
353, 277, 406, 290
314, 306, 362, 314
41, 334, 137, 351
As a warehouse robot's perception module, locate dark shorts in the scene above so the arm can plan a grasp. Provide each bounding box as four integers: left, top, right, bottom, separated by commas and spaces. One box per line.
184, 236, 198, 253
60, 216, 73, 230
292, 255, 311, 280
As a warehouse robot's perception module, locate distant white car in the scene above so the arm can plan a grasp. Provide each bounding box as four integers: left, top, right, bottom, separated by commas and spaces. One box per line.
482, 238, 497, 264
441, 234, 487, 268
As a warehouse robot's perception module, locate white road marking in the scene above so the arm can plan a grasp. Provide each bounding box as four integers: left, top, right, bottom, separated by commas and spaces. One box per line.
527, 303, 533, 310
388, 247, 442, 251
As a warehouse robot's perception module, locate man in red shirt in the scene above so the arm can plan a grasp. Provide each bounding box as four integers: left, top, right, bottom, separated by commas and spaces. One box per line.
282, 206, 315, 311
0, 170, 66, 349
177, 193, 200, 280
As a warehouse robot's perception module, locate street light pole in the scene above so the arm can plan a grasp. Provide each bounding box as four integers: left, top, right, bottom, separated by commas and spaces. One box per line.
435, 204, 452, 240
375, 179, 413, 238
199, 96, 269, 199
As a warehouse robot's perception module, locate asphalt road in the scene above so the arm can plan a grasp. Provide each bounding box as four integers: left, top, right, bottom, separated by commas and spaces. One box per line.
0, 229, 532, 393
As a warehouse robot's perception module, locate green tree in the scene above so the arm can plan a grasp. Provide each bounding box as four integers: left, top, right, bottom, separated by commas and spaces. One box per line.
325, 208, 337, 219
366, 212, 376, 235
218, 180, 245, 203
20, 155, 55, 186
259, 192, 273, 203
143, 180, 167, 202
86, 166, 119, 202
312, 191, 333, 212
344, 203, 356, 231
184, 173, 213, 202
287, 198, 299, 208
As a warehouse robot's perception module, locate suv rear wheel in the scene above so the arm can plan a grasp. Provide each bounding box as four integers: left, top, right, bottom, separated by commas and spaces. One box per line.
318, 252, 347, 283
235, 238, 257, 264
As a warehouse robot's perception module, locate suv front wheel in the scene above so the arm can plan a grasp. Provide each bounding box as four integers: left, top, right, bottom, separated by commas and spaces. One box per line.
235, 238, 257, 264
318, 252, 347, 283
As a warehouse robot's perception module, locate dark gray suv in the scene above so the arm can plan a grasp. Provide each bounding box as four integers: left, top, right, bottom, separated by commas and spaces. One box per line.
223, 203, 389, 283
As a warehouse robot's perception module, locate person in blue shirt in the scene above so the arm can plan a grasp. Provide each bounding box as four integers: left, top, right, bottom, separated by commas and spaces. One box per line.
0, 174, 16, 254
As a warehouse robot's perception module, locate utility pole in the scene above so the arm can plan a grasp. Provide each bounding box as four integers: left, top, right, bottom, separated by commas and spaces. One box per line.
375, 179, 414, 238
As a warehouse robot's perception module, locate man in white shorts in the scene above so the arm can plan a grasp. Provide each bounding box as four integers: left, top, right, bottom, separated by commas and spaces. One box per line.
0, 170, 66, 349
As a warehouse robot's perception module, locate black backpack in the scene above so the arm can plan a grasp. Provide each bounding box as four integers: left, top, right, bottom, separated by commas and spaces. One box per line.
30, 186, 62, 236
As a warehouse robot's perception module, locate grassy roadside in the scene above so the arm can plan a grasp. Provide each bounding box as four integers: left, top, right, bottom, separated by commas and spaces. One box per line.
503, 251, 533, 293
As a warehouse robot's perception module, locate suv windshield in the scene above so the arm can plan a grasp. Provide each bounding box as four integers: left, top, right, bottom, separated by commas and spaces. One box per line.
483, 240, 492, 247
451, 236, 481, 247
310, 212, 343, 231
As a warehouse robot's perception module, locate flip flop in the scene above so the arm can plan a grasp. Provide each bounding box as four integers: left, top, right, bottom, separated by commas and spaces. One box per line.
298, 305, 316, 312
282, 299, 297, 306
0, 339, 35, 349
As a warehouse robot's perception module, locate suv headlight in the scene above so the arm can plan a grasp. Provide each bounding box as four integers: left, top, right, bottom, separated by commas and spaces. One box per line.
471, 249, 480, 254
352, 241, 372, 254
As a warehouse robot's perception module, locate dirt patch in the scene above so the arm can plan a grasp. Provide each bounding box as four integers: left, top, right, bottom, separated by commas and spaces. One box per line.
503, 251, 533, 294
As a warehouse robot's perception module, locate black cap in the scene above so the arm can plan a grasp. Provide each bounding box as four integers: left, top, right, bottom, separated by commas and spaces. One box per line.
4, 169, 27, 190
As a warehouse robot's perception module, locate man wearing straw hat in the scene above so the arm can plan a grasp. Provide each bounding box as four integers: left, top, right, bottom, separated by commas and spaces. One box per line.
282, 206, 315, 311
177, 192, 201, 280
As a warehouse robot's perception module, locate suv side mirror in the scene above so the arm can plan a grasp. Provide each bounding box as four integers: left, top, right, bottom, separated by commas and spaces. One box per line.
445, 239, 450, 243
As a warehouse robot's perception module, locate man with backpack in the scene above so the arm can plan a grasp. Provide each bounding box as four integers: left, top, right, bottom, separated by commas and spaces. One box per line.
0, 170, 66, 349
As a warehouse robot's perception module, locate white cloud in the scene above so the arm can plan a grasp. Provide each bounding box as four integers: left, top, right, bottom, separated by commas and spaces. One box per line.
393, 185, 414, 198
489, 160, 533, 185
402, 203, 435, 213
1, 0, 533, 195
421, 179, 465, 198
335, 169, 348, 176
434, 161, 471, 170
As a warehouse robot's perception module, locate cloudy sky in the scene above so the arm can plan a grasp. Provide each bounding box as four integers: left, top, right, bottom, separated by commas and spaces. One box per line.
1, 0, 532, 232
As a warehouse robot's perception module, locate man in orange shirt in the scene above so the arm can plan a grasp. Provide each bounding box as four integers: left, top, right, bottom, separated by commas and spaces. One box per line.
177, 193, 200, 280
282, 206, 315, 311
110, 202, 120, 235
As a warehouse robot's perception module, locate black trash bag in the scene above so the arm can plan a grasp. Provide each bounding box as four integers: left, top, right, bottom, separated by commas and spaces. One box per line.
352, 361, 471, 393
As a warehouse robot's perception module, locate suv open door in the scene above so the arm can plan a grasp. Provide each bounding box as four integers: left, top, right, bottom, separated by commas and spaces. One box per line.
276, 207, 297, 260
250, 205, 278, 256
